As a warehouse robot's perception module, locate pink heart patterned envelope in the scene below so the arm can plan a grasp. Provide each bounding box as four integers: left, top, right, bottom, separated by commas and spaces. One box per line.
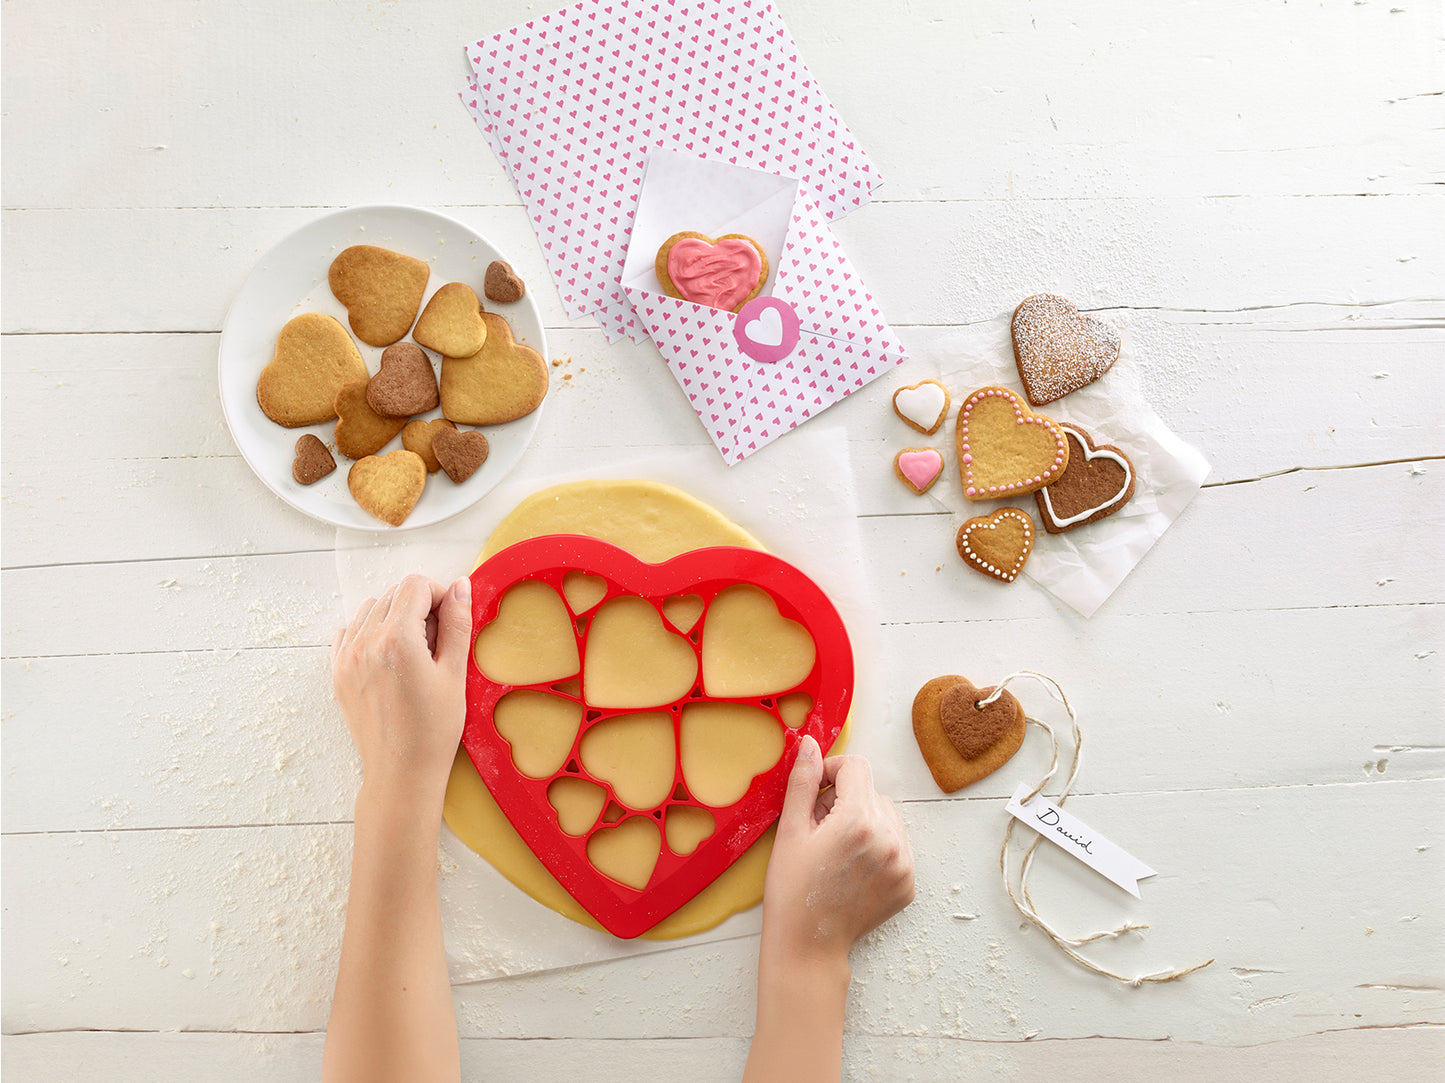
459, 0, 883, 342
622, 150, 906, 464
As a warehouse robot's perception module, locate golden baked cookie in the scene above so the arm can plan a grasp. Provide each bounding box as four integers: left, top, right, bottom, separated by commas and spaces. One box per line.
333, 379, 407, 460
400, 417, 457, 473
956, 507, 1035, 583
440, 311, 549, 425
256, 312, 368, 427
413, 282, 487, 358
956, 386, 1069, 501
912, 675, 1027, 793
347, 449, 427, 527
328, 245, 430, 347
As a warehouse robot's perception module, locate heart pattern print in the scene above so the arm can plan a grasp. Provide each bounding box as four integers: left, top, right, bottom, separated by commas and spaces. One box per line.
459, 0, 882, 341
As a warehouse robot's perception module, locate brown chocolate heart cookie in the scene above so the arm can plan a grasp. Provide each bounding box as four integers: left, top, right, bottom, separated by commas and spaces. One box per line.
291, 433, 336, 485
484, 260, 526, 303
433, 427, 489, 483
912, 675, 1026, 793
367, 342, 439, 418
1035, 422, 1136, 533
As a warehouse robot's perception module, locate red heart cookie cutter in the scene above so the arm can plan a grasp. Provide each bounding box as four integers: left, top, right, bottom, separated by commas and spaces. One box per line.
463, 535, 854, 938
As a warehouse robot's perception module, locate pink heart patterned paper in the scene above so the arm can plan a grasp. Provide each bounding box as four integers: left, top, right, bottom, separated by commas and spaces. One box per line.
459, 0, 882, 342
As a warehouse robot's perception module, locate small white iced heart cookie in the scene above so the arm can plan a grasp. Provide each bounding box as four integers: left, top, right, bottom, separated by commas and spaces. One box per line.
892, 380, 950, 435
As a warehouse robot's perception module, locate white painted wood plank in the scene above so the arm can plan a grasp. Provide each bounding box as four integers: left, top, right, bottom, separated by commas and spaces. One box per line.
8, 782, 1436, 1041
5, 599, 1438, 835
1, 648, 358, 833
4, 196, 1440, 335
4, 1028, 1441, 1082
1, 552, 342, 659
3, 0, 1437, 211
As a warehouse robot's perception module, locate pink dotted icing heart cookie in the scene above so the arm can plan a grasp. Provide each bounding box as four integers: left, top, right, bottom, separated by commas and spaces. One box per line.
1011, 293, 1121, 406
956, 386, 1069, 501
655, 231, 769, 313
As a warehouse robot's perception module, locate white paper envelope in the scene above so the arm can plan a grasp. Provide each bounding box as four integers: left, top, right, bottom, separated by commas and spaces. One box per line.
622, 150, 906, 463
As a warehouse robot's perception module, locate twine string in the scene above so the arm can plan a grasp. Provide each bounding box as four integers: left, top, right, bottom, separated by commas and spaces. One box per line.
987, 670, 1214, 985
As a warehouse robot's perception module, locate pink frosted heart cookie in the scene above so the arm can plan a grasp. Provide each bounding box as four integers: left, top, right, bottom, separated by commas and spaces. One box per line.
892, 380, 950, 435
955, 386, 1069, 501
656, 231, 769, 313
894, 448, 945, 494
1011, 293, 1121, 406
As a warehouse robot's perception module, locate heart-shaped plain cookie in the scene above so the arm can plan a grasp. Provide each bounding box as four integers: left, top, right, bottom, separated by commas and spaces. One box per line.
462, 535, 852, 938
413, 282, 487, 358
440, 312, 549, 425
328, 245, 430, 347
346, 449, 427, 527
655, 231, 769, 313
892, 380, 950, 435
367, 342, 439, 419
432, 426, 489, 484
1035, 423, 1137, 533
257, 313, 368, 427
484, 259, 527, 303
956, 507, 1035, 583
291, 433, 336, 485
333, 380, 407, 460
400, 417, 456, 473
956, 386, 1069, 500
1011, 293, 1121, 406
912, 675, 1026, 793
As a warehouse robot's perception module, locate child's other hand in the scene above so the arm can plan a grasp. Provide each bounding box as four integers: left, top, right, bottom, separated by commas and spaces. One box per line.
763, 736, 915, 965
331, 574, 472, 805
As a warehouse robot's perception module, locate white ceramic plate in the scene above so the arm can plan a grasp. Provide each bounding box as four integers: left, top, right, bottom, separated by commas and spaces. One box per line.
218, 205, 547, 531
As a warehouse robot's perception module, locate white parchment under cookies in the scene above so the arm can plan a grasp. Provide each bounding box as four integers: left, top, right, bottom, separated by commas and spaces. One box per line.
333, 424, 890, 980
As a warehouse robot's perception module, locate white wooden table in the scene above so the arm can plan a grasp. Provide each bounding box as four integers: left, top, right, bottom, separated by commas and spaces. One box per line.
4, 1, 1442, 1078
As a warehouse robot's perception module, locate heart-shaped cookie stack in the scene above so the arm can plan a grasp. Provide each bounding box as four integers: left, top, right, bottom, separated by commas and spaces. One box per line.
912, 675, 1026, 793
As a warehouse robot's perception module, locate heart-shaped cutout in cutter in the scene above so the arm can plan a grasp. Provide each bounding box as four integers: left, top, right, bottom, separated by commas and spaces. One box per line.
464, 535, 853, 938
956, 386, 1069, 501
1011, 293, 1121, 406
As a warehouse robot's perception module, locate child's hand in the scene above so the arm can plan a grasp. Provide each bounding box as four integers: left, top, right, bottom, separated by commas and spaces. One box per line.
331, 574, 472, 805
763, 736, 915, 965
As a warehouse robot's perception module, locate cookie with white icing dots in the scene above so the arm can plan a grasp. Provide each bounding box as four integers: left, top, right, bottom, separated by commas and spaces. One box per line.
1011, 293, 1121, 407
892, 379, 950, 435
1035, 423, 1137, 533
956, 507, 1035, 583
956, 386, 1069, 501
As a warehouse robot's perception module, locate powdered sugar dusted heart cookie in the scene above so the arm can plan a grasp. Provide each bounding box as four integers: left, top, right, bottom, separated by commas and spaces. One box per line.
655, 231, 769, 313
1011, 293, 1121, 406
894, 448, 944, 494
956, 507, 1034, 583
892, 380, 950, 435
1035, 423, 1137, 533
912, 675, 1026, 793
956, 386, 1069, 501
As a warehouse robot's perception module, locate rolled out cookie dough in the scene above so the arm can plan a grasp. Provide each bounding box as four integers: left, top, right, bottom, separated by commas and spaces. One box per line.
443, 479, 847, 939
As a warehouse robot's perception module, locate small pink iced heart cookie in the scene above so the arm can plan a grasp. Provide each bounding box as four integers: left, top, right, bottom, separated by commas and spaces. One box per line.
656, 231, 769, 313
894, 448, 945, 494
